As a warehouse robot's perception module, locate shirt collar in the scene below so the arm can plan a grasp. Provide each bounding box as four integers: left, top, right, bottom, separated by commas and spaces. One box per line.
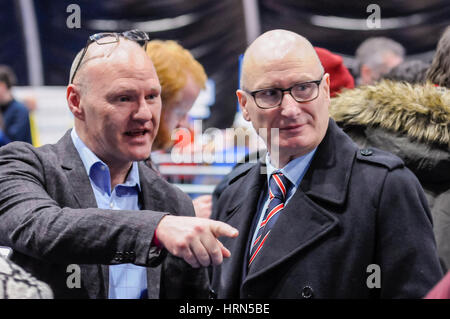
265, 148, 317, 188
70, 128, 141, 191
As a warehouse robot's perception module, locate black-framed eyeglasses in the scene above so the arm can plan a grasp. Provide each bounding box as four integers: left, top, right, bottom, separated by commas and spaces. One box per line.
70, 29, 149, 84
245, 74, 324, 109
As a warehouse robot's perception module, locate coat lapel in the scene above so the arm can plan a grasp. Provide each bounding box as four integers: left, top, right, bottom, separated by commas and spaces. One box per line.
244, 191, 339, 280
56, 130, 97, 209
138, 162, 167, 299
243, 119, 356, 285
217, 163, 266, 296
54, 130, 108, 298
138, 162, 167, 213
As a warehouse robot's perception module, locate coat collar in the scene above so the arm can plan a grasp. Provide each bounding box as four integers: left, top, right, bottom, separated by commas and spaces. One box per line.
137, 161, 168, 212
56, 129, 164, 211
299, 119, 356, 205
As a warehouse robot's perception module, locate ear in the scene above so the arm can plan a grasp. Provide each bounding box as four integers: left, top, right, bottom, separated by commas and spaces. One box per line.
360, 64, 373, 85
67, 84, 85, 121
0, 82, 7, 97
323, 73, 331, 103
236, 89, 251, 121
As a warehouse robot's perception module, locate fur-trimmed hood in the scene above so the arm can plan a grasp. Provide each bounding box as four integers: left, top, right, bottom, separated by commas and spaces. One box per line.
330, 80, 450, 147
330, 80, 450, 188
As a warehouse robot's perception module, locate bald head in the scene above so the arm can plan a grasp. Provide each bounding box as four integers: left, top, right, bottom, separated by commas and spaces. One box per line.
69, 39, 152, 88
241, 29, 323, 90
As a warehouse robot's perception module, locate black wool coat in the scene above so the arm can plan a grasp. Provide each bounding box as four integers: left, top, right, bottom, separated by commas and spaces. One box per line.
211, 119, 443, 299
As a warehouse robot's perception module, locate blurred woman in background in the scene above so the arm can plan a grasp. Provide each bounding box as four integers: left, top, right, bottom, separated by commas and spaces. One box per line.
145, 40, 212, 218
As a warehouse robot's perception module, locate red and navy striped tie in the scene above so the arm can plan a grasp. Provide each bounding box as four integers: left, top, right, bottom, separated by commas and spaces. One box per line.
249, 172, 292, 267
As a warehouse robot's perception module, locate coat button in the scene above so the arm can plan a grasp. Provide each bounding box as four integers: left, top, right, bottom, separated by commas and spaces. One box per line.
301, 286, 313, 299
209, 289, 217, 299
360, 148, 373, 156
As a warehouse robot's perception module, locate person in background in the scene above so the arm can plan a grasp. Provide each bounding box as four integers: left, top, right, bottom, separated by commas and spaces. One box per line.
0, 30, 237, 299
407, 27, 450, 299
314, 47, 354, 97
0, 65, 32, 144
22, 95, 41, 147
423, 25, 450, 270
426, 26, 450, 89
145, 40, 212, 219
331, 29, 450, 271
0, 112, 11, 146
210, 29, 442, 298
355, 37, 405, 85
330, 81, 450, 272
382, 59, 430, 85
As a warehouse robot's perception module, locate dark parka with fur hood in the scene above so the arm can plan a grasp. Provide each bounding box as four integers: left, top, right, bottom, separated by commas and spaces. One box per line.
330, 80, 450, 270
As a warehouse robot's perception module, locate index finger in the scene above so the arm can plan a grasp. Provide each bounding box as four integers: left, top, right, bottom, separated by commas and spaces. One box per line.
209, 220, 239, 238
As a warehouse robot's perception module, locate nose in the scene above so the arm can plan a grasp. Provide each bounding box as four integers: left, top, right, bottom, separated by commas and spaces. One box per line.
134, 96, 154, 122
279, 91, 300, 117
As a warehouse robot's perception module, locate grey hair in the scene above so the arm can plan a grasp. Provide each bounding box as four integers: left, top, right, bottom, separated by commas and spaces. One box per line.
68, 39, 123, 85
356, 37, 405, 71
68, 48, 85, 85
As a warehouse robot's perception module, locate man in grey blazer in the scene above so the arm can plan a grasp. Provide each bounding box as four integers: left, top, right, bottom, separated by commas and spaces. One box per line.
0, 30, 237, 298
210, 29, 443, 298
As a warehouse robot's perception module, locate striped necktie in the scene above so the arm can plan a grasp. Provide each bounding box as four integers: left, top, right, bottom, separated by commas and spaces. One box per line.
249, 172, 292, 267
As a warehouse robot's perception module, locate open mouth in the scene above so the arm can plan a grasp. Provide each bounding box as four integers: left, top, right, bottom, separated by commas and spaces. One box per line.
124, 129, 149, 137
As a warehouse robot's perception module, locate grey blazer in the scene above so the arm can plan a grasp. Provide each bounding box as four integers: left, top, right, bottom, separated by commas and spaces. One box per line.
0, 130, 209, 298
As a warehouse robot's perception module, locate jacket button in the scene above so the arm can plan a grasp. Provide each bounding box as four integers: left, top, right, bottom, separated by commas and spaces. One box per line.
301, 286, 313, 299
114, 252, 123, 262
360, 148, 373, 156
209, 289, 217, 299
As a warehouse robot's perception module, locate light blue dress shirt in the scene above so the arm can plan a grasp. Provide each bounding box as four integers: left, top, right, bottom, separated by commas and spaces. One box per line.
71, 129, 147, 299
250, 149, 317, 249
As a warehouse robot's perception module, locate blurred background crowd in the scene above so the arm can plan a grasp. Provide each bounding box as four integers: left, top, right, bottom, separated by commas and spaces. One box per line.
1, 0, 449, 191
